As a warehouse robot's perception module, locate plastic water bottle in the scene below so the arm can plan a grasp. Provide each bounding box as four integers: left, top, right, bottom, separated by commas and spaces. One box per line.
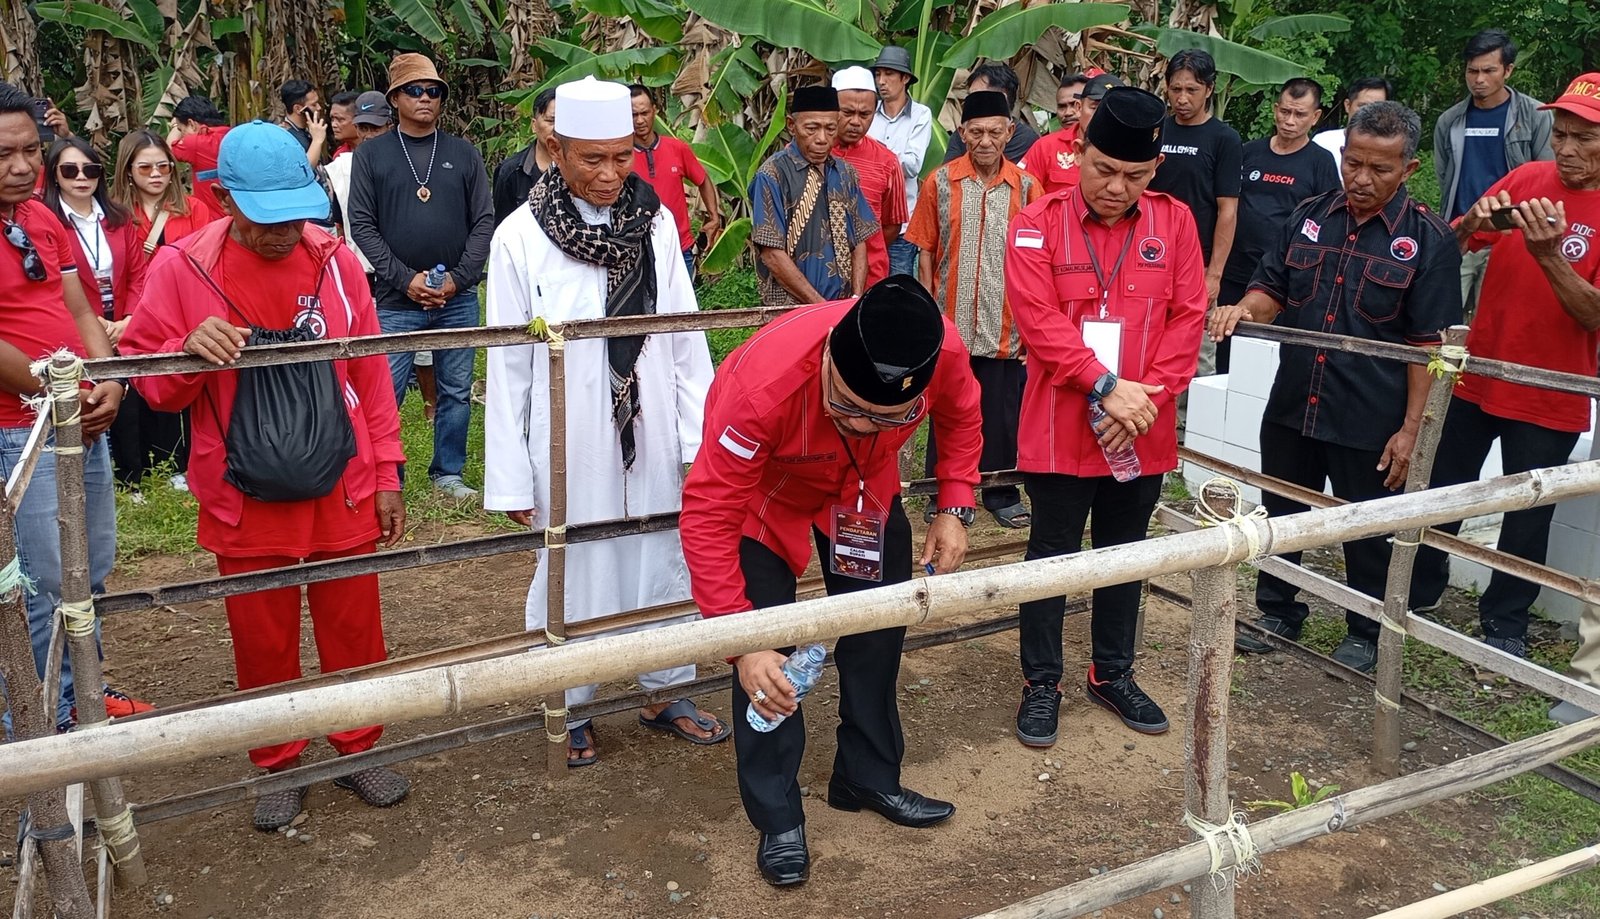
1089, 398, 1142, 483
746, 644, 827, 733
425, 263, 448, 289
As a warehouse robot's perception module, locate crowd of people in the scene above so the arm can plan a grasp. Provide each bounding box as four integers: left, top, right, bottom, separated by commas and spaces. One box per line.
1, 24, 1598, 889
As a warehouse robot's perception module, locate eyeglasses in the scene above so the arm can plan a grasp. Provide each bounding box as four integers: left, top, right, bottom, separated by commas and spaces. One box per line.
134, 161, 173, 175
57, 163, 104, 180
4, 221, 46, 283
828, 392, 925, 427
399, 84, 444, 99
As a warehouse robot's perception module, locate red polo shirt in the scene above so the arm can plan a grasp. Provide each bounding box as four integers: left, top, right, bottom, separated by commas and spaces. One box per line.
1457, 161, 1600, 433
680, 300, 983, 617
1005, 187, 1209, 476
0, 199, 85, 427
1017, 126, 1080, 197
633, 135, 709, 253
833, 135, 909, 286
171, 125, 231, 200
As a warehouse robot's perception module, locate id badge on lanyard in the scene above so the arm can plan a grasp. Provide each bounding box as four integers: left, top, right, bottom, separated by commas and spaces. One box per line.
1076, 198, 1135, 377
95, 272, 115, 321
829, 437, 885, 582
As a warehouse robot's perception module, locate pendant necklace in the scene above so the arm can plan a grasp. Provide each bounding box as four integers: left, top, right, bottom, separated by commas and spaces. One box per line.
399, 130, 439, 203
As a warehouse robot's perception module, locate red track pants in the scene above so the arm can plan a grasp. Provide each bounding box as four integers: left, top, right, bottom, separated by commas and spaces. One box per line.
216, 542, 387, 770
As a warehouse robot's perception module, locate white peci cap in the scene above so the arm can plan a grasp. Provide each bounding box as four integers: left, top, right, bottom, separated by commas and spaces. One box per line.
832, 66, 878, 95
553, 76, 632, 141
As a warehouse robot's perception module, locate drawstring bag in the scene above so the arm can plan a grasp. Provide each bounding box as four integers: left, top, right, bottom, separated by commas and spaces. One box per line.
222, 322, 357, 502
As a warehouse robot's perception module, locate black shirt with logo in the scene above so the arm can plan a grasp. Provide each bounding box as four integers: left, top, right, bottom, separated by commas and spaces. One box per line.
1147, 115, 1242, 265
1223, 137, 1341, 285
1248, 188, 1463, 451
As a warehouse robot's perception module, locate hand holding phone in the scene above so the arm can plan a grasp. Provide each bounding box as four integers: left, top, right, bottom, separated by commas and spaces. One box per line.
1489, 207, 1520, 231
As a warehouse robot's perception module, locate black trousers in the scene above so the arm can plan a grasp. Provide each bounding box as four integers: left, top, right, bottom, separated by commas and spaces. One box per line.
1256, 422, 1422, 641
1017, 472, 1163, 683
732, 496, 911, 834
108, 386, 188, 486
1412, 397, 1579, 639
925, 356, 1024, 511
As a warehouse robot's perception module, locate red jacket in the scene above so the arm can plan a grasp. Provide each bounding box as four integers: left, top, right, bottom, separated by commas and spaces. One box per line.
131, 194, 222, 252
64, 218, 148, 321
119, 220, 404, 529
1004, 187, 1207, 477
680, 300, 983, 617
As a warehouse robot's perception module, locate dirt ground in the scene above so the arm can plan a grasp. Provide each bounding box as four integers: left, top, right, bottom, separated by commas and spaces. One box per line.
3, 522, 1573, 919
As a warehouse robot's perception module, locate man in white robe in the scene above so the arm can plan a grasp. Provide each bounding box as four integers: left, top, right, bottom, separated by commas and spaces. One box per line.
484, 77, 727, 766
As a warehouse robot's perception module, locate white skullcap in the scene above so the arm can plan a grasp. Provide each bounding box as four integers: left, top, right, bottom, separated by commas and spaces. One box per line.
832, 66, 878, 95
553, 76, 632, 141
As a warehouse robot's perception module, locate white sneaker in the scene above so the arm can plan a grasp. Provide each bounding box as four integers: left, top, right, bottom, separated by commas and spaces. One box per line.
169, 473, 189, 492
432, 475, 478, 500
128, 490, 146, 506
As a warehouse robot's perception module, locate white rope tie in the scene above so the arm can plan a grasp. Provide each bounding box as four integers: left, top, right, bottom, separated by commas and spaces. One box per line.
543, 704, 570, 742
526, 317, 566, 351
59, 598, 96, 638
0, 555, 35, 597
1435, 343, 1468, 374
1182, 809, 1261, 888
96, 807, 140, 864
1389, 534, 1423, 547
1195, 478, 1270, 562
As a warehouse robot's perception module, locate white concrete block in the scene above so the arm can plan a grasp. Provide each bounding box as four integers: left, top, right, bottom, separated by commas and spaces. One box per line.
1187, 376, 1228, 442
1535, 524, 1599, 628
1224, 392, 1267, 453
1228, 338, 1279, 401
1553, 494, 1600, 538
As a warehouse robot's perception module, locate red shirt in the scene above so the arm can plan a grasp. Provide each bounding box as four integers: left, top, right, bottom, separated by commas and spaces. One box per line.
131, 193, 222, 252
632, 135, 709, 253
833, 136, 909, 287
0, 199, 86, 427
1017, 126, 1080, 197
171, 125, 231, 200
1457, 161, 1600, 433
680, 300, 983, 617
1005, 188, 1209, 476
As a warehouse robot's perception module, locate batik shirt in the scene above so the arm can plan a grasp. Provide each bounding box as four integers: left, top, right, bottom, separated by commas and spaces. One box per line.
749, 142, 879, 306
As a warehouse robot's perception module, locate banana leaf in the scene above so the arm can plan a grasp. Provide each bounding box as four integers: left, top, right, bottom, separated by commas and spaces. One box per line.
34, 1, 159, 48
683, 0, 880, 64
390, 0, 450, 45
939, 3, 1129, 70
1246, 14, 1352, 42
700, 217, 753, 274
1150, 28, 1312, 86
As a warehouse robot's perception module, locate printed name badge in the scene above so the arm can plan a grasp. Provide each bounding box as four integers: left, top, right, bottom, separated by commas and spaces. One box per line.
830, 505, 887, 582
1081, 319, 1123, 376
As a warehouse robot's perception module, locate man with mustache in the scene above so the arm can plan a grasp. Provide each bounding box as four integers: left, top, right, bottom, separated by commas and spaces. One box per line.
679, 275, 982, 887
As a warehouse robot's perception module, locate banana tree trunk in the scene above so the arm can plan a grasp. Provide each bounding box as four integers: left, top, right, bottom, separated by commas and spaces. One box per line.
0, 0, 38, 92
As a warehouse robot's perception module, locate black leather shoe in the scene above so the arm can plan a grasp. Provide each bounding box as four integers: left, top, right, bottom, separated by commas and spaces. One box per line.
756, 825, 809, 887
1235, 615, 1302, 653
827, 775, 955, 828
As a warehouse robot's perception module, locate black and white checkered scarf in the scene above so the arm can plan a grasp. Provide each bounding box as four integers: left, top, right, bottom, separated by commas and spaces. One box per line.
529, 168, 661, 470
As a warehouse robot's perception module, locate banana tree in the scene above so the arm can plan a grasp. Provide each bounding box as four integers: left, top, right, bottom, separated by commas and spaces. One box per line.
0, 0, 38, 92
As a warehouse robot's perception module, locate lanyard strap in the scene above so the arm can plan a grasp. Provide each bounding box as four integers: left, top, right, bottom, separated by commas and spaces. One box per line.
1076, 195, 1137, 319
70, 213, 103, 272
834, 426, 878, 513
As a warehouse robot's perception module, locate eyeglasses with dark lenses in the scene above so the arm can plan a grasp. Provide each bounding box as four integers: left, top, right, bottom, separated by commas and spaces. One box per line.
828, 392, 926, 428
4, 221, 46, 283
400, 84, 444, 99
133, 161, 173, 175
57, 163, 104, 180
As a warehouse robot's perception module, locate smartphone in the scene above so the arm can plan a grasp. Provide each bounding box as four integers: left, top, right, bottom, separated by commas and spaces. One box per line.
1489, 206, 1519, 230
31, 98, 53, 144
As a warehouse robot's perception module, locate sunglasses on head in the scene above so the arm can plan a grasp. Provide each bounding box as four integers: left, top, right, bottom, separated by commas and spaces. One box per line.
57, 163, 104, 180
134, 161, 173, 175
4, 221, 46, 283
399, 84, 444, 99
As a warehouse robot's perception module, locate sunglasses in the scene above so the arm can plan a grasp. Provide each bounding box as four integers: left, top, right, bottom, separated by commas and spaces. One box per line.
399, 84, 444, 99
58, 163, 105, 180
4, 221, 46, 283
134, 161, 173, 175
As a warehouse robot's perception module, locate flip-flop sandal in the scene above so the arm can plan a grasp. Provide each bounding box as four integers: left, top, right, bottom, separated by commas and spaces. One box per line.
253, 784, 308, 832
333, 765, 411, 807
639, 698, 733, 746
566, 722, 599, 768
992, 503, 1032, 529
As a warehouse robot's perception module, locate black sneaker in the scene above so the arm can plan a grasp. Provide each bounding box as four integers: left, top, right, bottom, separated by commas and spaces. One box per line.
1235, 616, 1302, 654
1484, 635, 1528, 659
1085, 666, 1169, 734
1331, 636, 1378, 673
1015, 681, 1062, 747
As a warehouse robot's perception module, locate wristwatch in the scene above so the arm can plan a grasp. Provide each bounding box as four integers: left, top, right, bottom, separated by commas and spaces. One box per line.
934, 506, 976, 527
1092, 371, 1118, 400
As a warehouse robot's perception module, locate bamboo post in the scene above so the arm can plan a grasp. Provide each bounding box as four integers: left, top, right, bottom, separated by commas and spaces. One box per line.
1374, 327, 1468, 776
46, 355, 147, 887
0, 489, 94, 918
542, 331, 570, 779
12, 839, 37, 919
1368, 844, 1600, 919
1184, 485, 1243, 919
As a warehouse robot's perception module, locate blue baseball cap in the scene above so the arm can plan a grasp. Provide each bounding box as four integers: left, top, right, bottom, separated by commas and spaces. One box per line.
216, 120, 330, 224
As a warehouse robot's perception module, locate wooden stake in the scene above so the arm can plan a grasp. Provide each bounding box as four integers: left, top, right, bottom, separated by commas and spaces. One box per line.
1185, 483, 1242, 919
543, 338, 570, 779
0, 487, 94, 918
12, 839, 36, 919
1374, 327, 1469, 776
46, 355, 147, 887
1369, 844, 1600, 918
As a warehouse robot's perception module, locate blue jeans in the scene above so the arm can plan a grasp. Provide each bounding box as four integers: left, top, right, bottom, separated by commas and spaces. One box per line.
888, 238, 920, 279
684, 248, 696, 283
0, 428, 116, 730
378, 289, 479, 481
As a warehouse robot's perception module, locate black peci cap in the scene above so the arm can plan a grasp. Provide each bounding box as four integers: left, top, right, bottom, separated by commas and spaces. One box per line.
792, 85, 840, 114
961, 90, 1011, 122
1084, 86, 1166, 163
828, 275, 945, 406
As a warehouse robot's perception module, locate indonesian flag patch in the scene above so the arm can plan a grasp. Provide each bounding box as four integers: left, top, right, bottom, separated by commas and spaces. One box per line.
1013, 227, 1045, 249
718, 426, 761, 460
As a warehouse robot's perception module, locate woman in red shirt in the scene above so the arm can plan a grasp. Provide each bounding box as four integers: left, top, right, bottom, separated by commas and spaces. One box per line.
167, 94, 231, 201
110, 130, 220, 254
